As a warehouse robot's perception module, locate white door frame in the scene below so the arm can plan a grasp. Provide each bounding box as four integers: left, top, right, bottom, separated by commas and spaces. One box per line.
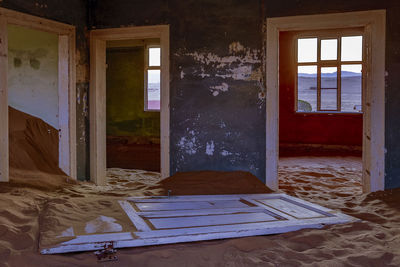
266, 10, 386, 193
0, 8, 77, 181
90, 25, 170, 185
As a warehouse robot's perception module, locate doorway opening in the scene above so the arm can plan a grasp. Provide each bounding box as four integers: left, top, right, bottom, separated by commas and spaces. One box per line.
0, 8, 76, 183
105, 39, 162, 186
278, 29, 364, 196
90, 26, 170, 186
265, 10, 386, 193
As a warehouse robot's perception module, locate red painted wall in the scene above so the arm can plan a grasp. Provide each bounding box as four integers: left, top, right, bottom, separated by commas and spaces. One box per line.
279, 32, 362, 147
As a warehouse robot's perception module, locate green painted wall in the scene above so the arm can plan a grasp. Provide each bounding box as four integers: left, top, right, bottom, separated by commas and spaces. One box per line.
8, 24, 59, 128
106, 47, 160, 138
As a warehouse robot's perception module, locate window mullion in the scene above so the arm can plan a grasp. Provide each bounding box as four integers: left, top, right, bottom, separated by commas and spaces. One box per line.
297, 62, 318, 66
337, 37, 342, 111
147, 66, 161, 70
295, 64, 299, 112
319, 61, 339, 67
144, 45, 149, 111
296, 34, 363, 113
341, 61, 363, 65
317, 37, 321, 111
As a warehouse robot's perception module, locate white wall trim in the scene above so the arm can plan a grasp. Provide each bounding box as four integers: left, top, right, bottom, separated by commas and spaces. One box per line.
0, 7, 77, 181
266, 10, 386, 192
90, 25, 170, 185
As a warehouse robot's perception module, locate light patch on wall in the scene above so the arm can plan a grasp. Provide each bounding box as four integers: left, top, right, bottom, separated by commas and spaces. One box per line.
229, 42, 245, 53
77, 85, 89, 116
250, 67, 262, 82
35, 2, 48, 8
185, 50, 259, 65
205, 141, 215, 156
177, 133, 198, 155
180, 70, 185, 79
210, 82, 229, 96
220, 150, 232, 156
215, 65, 253, 80
76, 49, 89, 83
77, 86, 81, 105
198, 66, 211, 78
82, 92, 88, 117
177, 43, 261, 81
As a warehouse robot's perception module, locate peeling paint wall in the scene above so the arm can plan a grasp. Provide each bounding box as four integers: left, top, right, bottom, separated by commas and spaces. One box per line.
94, 0, 266, 182
93, 0, 400, 188
2, 1, 400, 189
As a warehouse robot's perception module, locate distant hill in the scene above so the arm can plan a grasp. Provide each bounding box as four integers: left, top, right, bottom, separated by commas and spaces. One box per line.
148, 83, 160, 90
298, 71, 361, 78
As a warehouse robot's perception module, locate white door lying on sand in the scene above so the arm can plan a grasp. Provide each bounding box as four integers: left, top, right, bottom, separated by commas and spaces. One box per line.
40, 193, 357, 254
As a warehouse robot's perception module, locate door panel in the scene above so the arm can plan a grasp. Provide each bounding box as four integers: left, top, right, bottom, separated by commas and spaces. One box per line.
40, 193, 357, 254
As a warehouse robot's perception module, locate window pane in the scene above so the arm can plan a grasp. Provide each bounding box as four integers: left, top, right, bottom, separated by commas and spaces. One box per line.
341, 64, 362, 112
147, 69, 160, 110
321, 67, 337, 110
298, 38, 317, 63
341, 36, 363, 61
321, 67, 337, 89
297, 66, 317, 112
149, 47, 160, 66
321, 39, 337, 60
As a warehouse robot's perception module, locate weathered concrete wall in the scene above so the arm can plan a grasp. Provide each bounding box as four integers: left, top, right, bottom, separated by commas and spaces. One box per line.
2, 1, 400, 189
94, 0, 266, 181
106, 47, 160, 138
93, 0, 400, 189
8, 24, 59, 128
0, 0, 90, 181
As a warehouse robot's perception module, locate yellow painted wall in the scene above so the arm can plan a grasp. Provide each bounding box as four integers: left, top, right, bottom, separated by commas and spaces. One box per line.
106, 47, 160, 137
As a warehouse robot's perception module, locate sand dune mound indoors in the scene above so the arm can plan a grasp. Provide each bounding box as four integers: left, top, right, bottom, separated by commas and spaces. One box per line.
156, 170, 274, 195
8, 107, 75, 190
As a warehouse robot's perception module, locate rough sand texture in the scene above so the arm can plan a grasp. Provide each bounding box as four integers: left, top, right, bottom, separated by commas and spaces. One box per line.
1, 136, 400, 267
9, 107, 64, 176
8, 107, 75, 191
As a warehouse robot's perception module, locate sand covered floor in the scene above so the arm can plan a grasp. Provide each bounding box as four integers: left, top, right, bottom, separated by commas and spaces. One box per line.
1, 156, 400, 266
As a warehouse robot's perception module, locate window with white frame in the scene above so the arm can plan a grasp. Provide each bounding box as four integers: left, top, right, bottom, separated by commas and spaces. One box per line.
145, 46, 161, 111
296, 32, 363, 113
